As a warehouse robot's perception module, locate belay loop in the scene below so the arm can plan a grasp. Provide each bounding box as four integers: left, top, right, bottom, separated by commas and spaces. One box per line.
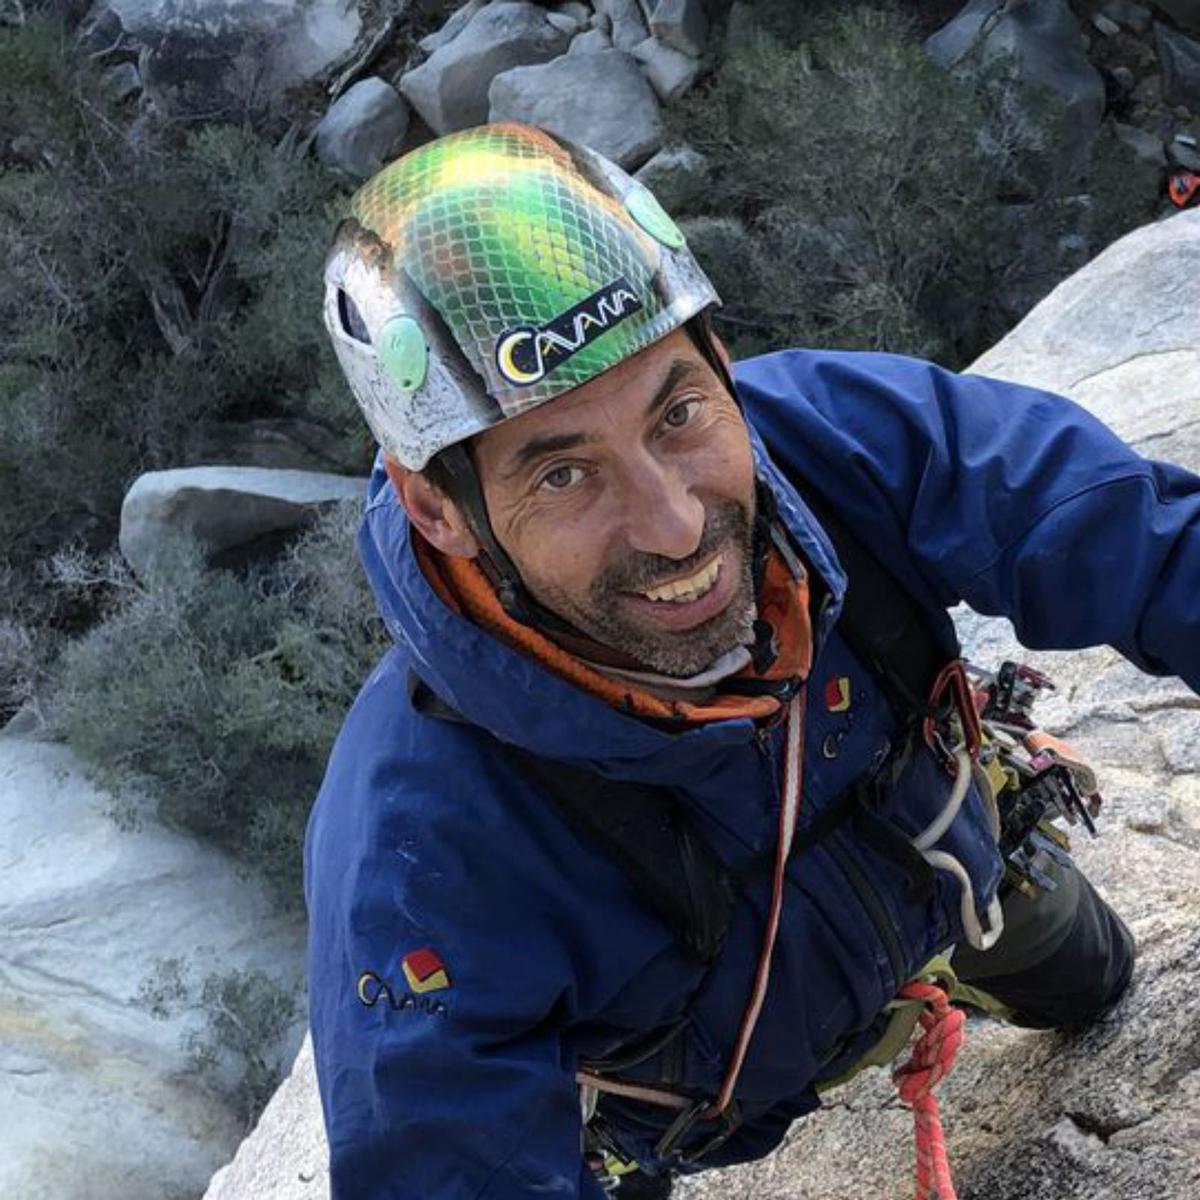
892, 980, 967, 1200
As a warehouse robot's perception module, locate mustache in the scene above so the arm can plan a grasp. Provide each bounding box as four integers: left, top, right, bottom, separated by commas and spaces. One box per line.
591, 501, 754, 595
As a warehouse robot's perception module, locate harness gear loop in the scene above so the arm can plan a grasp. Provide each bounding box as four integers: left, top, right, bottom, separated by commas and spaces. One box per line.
892, 980, 967, 1200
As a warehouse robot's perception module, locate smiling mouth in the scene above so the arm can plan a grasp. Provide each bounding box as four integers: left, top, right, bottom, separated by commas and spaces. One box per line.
638, 555, 722, 604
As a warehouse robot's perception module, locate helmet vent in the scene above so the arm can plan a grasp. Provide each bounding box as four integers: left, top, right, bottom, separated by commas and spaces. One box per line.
337, 289, 371, 344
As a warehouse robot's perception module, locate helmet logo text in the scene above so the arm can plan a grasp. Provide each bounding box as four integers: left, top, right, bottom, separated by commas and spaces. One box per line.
495, 277, 643, 387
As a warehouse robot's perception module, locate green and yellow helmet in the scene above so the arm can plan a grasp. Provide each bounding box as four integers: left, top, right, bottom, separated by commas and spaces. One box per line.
322, 122, 720, 470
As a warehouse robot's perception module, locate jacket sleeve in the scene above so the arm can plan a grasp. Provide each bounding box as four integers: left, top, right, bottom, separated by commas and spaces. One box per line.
305, 747, 607, 1199
739, 349, 1200, 694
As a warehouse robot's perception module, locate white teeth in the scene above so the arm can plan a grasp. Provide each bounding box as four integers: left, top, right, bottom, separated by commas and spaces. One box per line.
643, 558, 720, 604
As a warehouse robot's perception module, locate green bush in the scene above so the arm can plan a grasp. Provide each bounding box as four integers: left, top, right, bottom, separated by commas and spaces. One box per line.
670, 4, 1160, 366
139, 958, 302, 1130
0, 17, 360, 699
48, 502, 389, 901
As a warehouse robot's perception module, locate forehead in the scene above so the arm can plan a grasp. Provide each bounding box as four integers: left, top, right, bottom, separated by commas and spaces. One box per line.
473, 328, 711, 461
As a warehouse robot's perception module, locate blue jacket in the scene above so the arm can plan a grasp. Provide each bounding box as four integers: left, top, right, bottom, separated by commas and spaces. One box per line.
305, 350, 1200, 1199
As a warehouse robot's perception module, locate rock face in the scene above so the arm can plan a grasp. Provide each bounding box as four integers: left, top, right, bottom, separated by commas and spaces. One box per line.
488, 49, 663, 169
119, 467, 366, 578
98, 0, 361, 119
0, 730, 306, 1200
199, 212, 1200, 1200
204, 1035, 328, 1200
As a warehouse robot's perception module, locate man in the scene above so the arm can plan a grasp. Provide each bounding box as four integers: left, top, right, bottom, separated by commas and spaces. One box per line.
305, 123, 1200, 1199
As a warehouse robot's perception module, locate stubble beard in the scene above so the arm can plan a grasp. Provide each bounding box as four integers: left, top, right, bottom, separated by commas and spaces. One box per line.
528, 499, 758, 679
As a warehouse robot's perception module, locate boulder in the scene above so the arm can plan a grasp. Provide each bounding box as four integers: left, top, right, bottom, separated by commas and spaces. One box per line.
118, 467, 366, 578
649, 0, 707, 58
926, 0, 1106, 178
198, 212, 1200, 1199
569, 27, 613, 54
99, 0, 361, 120
1156, 22, 1200, 110
399, 1, 571, 135
1102, 0, 1153, 32
593, 0, 648, 51
546, 9, 583, 35
416, 0, 486, 55
314, 77, 409, 180
101, 60, 141, 101
554, 0, 592, 23
634, 144, 708, 212
1150, 0, 1200, 33
631, 35, 701, 104
488, 50, 663, 169
0, 731, 306, 1200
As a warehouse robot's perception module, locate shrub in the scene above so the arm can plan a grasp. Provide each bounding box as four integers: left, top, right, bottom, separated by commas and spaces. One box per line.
47, 503, 389, 901
139, 958, 303, 1130
0, 17, 359, 701
671, 4, 1160, 366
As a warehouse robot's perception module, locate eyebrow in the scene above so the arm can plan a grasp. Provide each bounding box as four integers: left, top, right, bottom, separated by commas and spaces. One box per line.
500, 357, 703, 481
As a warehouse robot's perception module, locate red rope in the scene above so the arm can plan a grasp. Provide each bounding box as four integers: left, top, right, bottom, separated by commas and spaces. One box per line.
892, 981, 966, 1200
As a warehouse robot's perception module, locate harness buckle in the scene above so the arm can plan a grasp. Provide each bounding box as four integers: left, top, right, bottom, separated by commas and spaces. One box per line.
654, 1099, 742, 1167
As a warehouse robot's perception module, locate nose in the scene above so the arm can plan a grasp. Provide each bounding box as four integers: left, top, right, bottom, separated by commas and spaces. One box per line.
622, 454, 706, 561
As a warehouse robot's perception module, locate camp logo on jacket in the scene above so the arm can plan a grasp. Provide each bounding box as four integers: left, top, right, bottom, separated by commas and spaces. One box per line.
354, 948, 453, 1017
401, 947, 452, 993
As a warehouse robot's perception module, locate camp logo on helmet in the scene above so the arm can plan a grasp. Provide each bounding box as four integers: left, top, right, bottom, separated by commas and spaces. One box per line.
495, 276, 643, 386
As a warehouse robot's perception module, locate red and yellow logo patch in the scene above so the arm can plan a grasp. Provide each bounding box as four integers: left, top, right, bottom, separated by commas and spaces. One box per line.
401, 947, 451, 994
824, 675, 852, 713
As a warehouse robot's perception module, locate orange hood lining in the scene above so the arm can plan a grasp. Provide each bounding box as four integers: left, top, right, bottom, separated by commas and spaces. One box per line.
412, 534, 813, 727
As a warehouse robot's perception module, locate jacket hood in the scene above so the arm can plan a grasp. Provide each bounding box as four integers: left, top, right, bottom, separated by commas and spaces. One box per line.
356, 402, 847, 784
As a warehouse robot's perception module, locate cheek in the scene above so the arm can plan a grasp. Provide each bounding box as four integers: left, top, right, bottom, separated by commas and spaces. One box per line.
508, 512, 611, 601
685, 418, 755, 499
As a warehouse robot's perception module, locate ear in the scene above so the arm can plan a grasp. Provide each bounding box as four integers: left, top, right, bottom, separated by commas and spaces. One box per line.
383, 454, 480, 559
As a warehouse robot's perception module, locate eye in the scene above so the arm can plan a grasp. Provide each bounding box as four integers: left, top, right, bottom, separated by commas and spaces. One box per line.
538, 464, 586, 492
337, 289, 371, 344
662, 396, 702, 430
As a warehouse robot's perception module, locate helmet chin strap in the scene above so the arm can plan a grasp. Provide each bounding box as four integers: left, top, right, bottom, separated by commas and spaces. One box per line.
434, 441, 580, 635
